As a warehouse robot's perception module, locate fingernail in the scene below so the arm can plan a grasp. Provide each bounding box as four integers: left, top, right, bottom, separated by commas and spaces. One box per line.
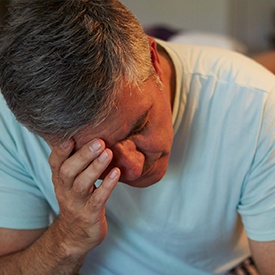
98, 150, 109, 162
89, 139, 102, 152
109, 169, 119, 179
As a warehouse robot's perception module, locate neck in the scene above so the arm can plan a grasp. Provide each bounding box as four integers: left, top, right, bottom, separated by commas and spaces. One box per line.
157, 44, 176, 111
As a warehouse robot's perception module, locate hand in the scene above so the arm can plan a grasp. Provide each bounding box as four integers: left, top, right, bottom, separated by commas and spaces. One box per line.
48, 138, 120, 256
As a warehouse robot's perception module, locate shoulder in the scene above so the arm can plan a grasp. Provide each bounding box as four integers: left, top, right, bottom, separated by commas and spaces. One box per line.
0, 92, 50, 165
157, 39, 275, 93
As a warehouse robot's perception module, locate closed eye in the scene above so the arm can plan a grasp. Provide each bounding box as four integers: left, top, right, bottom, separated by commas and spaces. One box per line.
131, 120, 149, 136
122, 108, 151, 141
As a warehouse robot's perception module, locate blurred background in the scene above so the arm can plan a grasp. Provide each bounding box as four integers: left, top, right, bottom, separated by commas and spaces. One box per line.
1, 0, 275, 55
120, 0, 275, 55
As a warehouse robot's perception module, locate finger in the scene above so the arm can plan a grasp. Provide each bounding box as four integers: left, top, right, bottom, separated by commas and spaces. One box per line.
49, 138, 75, 177
88, 167, 121, 209
58, 139, 105, 189
72, 148, 113, 197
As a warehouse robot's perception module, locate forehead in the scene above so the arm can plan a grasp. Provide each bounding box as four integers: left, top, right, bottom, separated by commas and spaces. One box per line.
73, 78, 156, 148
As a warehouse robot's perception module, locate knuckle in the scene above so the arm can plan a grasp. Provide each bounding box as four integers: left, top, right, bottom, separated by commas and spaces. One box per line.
82, 160, 107, 181
90, 193, 104, 208
92, 153, 111, 172
101, 183, 113, 194
77, 147, 93, 161
73, 179, 88, 194
59, 164, 74, 179
90, 161, 103, 175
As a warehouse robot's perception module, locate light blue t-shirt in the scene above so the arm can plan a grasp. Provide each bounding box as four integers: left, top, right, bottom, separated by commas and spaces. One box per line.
0, 96, 57, 228
1, 41, 275, 274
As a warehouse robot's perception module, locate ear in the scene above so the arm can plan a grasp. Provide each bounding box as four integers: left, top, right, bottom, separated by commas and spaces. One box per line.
148, 36, 163, 79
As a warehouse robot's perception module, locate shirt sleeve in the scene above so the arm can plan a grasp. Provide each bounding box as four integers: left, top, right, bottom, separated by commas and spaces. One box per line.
238, 87, 275, 241
0, 100, 51, 229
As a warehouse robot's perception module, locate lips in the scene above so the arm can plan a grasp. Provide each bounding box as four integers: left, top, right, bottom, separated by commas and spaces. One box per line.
141, 162, 156, 177
139, 154, 164, 179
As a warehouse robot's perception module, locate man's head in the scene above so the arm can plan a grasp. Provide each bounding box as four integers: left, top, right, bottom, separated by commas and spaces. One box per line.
0, 0, 175, 187
0, 0, 155, 143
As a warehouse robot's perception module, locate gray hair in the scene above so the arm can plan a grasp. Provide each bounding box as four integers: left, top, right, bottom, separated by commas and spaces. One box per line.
0, 0, 154, 143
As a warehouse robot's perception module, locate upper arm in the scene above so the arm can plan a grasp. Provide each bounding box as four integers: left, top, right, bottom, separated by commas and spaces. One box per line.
0, 227, 46, 257
252, 51, 275, 74
249, 238, 275, 275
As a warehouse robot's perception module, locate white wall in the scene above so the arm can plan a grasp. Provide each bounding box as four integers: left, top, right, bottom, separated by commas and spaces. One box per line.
121, 0, 230, 35
120, 0, 275, 53
230, 0, 275, 53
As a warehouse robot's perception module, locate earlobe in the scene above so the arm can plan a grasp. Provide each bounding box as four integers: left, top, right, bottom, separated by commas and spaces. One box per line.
148, 36, 163, 79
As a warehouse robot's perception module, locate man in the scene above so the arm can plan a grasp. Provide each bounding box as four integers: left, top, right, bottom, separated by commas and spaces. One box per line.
252, 50, 275, 75
0, 0, 274, 274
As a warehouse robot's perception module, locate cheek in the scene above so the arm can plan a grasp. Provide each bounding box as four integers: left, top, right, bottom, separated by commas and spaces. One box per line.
151, 107, 174, 148
151, 117, 174, 147
135, 110, 173, 153
136, 128, 173, 154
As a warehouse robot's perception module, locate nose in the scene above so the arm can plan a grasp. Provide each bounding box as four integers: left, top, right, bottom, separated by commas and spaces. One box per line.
111, 139, 145, 181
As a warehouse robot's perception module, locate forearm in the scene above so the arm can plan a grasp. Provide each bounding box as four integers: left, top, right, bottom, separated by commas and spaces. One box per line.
249, 239, 275, 275
0, 221, 86, 275
252, 51, 275, 74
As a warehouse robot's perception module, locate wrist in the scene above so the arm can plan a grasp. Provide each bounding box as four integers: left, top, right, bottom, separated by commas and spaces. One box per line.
51, 217, 93, 260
